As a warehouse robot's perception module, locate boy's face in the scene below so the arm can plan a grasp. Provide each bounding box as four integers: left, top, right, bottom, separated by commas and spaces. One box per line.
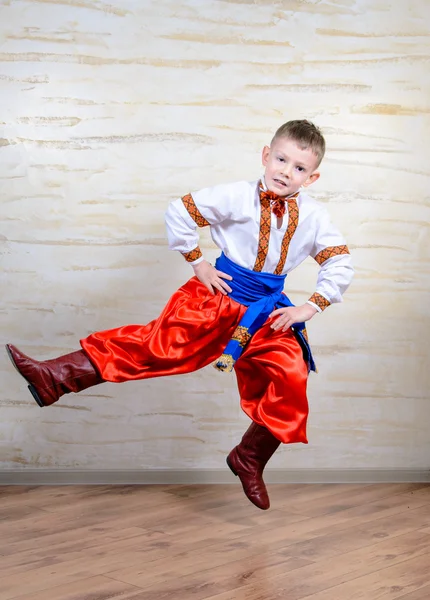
262, 136, 320, 197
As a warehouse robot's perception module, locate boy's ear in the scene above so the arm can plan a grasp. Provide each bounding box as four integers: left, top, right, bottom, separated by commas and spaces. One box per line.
303, 171, 320, 187
261, 145, 271, 166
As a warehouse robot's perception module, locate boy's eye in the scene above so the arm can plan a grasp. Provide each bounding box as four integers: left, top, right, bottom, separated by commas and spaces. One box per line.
296, 166, 305, 172
277, 157, 285, 162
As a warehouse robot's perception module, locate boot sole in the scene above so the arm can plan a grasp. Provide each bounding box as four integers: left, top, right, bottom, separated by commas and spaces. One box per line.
5, 344, 45, 407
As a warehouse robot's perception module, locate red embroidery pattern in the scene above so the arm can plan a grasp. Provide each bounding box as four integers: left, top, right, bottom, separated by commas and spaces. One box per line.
182, 247, 202, 262
314, 245, 350, 265
181, 193, 209, 227
309, 292, 331, 311
232, 325, 252, 348
253, 195, 271, 272
254, 184, 300, 274
274, 194, 299, 275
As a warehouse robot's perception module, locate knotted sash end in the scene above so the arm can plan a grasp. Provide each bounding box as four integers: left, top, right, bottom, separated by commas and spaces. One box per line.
213, 353, 235, 372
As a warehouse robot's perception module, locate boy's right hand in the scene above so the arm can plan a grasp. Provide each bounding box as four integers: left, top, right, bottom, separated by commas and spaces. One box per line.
192, 260, 233, 296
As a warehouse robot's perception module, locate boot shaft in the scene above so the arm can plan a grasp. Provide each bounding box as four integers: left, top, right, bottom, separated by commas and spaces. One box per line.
45, 351, 102, 395
239, 422, 281, 464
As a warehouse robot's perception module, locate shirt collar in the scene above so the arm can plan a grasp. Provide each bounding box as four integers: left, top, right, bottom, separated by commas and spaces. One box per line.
260, 176, 301, 199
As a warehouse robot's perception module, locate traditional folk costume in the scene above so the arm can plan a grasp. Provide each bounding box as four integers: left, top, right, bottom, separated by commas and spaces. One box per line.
6, 178, 353, 510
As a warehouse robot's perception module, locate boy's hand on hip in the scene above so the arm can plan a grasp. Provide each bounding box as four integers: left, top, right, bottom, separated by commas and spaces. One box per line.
269, 303, 318, 332
192, 260, 233, 295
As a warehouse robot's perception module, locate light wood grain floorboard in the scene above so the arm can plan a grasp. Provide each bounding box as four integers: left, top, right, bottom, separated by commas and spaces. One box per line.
1, 484, 429, 600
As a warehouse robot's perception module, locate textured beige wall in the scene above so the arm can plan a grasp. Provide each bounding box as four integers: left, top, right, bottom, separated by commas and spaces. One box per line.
1, 0, 429, 472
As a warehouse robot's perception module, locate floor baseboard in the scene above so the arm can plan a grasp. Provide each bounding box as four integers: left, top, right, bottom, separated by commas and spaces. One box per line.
1, 469, 429, 485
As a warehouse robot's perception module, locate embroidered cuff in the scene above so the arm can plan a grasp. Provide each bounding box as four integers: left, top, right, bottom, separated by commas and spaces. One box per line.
307, 293, 331, 312
182, 247, 203, 263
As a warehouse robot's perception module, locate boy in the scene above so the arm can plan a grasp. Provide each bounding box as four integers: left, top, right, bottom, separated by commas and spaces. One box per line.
6, 120, 354, 510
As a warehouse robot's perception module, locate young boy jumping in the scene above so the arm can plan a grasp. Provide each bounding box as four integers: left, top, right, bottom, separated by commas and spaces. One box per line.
6, 120, 354, 510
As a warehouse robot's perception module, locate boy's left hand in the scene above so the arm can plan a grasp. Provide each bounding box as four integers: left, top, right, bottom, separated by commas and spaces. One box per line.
269, 303, 318, 332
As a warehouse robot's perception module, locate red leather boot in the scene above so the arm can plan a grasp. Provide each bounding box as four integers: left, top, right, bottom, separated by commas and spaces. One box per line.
5, 344, 104, 407
227, 422, 281, 510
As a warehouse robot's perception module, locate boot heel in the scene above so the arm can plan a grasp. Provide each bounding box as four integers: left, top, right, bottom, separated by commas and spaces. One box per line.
28, 385, 45, 407
226, 456, 237, 476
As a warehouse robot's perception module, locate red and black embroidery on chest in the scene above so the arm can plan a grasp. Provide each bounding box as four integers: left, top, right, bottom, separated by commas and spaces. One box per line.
253, 188, 300, 274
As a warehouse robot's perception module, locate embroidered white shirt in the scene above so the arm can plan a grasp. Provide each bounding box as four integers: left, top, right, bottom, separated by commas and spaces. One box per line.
165, 179, 353, 311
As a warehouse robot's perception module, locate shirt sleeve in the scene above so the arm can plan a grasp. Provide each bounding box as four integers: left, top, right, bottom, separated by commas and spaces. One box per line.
306, 208, 354, 312
165, 183, 237, 265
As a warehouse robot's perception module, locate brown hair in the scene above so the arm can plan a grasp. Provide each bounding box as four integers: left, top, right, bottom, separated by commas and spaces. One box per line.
272, 120, 326, 166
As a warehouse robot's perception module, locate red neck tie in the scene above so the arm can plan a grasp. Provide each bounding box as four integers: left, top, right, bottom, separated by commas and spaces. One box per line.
259, 187, 297, 218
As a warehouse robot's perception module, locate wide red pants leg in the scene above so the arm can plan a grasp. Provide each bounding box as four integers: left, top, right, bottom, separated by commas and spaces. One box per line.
80, 277, 246, 382
234, 324, 309, 444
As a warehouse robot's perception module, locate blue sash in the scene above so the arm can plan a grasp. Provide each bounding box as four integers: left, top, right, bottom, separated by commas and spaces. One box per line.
213, 253, 316, 373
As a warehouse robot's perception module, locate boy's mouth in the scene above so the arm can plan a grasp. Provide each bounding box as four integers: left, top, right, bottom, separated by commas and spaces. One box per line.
273, 178, 287, 187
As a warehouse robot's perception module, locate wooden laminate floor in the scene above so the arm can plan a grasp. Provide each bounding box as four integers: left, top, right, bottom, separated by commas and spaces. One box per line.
1, 483, 430, 599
